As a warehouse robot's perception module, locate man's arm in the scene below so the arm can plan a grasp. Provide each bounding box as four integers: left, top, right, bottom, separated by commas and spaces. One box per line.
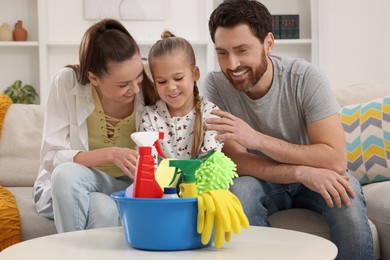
255, 113, 347, 175
222, 138, 354, 209
208, 110, 347, 174
222, 139, 300, 183
208, 110, 355, 208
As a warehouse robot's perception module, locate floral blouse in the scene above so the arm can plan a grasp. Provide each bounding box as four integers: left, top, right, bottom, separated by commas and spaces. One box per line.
140, 97, 223, 160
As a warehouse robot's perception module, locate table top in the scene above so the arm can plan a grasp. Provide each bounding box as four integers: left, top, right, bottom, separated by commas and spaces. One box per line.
0, 226, 337, 260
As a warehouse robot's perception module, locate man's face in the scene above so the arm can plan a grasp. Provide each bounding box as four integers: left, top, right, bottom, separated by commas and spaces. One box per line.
214, 24, 268, 92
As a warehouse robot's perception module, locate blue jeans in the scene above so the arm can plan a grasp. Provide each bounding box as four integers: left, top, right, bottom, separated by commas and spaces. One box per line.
51, 162, 132, 233
230, 172, 373, 260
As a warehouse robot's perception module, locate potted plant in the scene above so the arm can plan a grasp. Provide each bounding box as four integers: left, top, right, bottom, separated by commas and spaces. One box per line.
3, 80, 39, 104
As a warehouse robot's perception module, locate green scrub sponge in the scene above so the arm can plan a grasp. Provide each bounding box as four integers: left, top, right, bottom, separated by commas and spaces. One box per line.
195, 151, 238, 195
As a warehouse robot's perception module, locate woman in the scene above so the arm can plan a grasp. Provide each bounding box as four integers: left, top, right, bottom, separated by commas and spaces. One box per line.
33, 19, 158, 232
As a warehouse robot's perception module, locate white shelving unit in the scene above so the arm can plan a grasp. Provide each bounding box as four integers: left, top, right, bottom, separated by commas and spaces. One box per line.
0, 0, 40, 101
255, 0, 318, 65
0, 0, 317, 105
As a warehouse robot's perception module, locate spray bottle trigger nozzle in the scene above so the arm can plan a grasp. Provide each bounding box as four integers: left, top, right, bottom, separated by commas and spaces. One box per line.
153, 131, 166, 158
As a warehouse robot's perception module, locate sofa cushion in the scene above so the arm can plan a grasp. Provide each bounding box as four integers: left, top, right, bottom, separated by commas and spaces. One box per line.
363, 181, 390, 260
333, 83, 390, 107
0, 104, 44, 187
340, 95, 390, 185
7, 187, 57, 240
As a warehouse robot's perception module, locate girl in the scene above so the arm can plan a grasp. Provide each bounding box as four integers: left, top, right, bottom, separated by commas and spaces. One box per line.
33, 19, 158, 232
140, 31, 223, 160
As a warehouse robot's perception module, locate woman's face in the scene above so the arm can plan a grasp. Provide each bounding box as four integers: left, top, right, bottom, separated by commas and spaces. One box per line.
151, 51, 200, 117
88, 53, 144, 106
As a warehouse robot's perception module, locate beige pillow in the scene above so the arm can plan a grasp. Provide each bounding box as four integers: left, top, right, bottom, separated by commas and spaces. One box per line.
333, 83, 390, 107
0, 104, 44, 187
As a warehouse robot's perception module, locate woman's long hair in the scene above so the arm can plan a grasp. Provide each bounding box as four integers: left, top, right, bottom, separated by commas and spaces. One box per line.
67, 19, 158, 105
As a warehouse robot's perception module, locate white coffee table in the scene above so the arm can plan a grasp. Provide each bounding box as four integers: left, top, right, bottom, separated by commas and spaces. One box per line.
0, 226, 337, 260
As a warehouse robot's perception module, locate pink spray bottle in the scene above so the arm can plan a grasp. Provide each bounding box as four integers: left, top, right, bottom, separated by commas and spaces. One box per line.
129, 132, 166, 198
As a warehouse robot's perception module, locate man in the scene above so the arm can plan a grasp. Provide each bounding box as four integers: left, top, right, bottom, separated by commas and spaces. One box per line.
204, 1, 373, 259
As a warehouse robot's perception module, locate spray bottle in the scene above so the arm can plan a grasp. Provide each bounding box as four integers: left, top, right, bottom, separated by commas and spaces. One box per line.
169, 159, 202, 198
131, 132, 166, 198
131, 131, 166, 158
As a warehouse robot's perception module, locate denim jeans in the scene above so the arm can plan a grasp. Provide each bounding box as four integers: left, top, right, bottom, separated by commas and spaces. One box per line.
50, 162, 132, 233
230, 171, 373, 260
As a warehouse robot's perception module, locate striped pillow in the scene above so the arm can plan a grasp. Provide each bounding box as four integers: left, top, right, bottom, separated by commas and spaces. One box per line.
340, 95, 390, 185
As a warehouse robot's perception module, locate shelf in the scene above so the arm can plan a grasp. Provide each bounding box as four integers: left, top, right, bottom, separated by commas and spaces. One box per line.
138, 40, 208, 47
0, 41, 39, 47
46, 41, 79, 47
275, 39, 312, 45
46, 40, 209, 48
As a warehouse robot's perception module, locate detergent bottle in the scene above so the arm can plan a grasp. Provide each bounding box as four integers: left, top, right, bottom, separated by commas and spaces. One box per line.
169, 159, 202, 198
162, 187, 179, 199
130, 132, 166, 198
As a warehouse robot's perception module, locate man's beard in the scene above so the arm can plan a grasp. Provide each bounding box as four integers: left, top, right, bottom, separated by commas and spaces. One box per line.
224, 53, 268, 93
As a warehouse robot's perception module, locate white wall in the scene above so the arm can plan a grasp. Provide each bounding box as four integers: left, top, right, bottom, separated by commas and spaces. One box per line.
45, 0, 207, 42
44, 0, 210, 93
47, 0, 390, 90
3, 0, 389, 97
317, 0, 390, 88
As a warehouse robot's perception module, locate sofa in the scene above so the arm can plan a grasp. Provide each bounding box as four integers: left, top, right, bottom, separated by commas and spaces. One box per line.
0, 84, 389, 259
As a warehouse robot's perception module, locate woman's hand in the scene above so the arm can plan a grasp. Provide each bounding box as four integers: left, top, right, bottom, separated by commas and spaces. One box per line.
74, 147, 138, 179
110, 147, 138, 179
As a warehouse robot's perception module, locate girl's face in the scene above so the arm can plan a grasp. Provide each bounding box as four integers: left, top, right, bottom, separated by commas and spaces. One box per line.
88, 53, 144, 106
151, 51, 200, 117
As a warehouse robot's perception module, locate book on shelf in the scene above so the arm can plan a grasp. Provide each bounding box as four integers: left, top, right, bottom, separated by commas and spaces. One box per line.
272, 14, 299, 39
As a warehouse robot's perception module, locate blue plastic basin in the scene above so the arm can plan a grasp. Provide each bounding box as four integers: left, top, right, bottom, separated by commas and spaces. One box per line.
111, 190, 212, 251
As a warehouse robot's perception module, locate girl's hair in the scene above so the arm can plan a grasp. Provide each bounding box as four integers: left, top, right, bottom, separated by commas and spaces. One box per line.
208, 0, 272, 44
67, 19, 158, 106
148, 31, 204, 157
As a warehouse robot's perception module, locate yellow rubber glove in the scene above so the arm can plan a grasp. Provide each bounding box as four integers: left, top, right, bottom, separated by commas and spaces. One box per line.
197, 189, 249, 248
197, 192, 216, 245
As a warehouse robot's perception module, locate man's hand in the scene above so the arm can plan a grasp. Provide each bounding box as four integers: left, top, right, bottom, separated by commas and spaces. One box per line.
206, 110, 260, 150
297, 166, 356, 208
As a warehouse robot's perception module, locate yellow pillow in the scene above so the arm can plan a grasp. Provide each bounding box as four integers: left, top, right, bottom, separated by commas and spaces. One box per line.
0, 185, 21, 250
0, 94, 13, 139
